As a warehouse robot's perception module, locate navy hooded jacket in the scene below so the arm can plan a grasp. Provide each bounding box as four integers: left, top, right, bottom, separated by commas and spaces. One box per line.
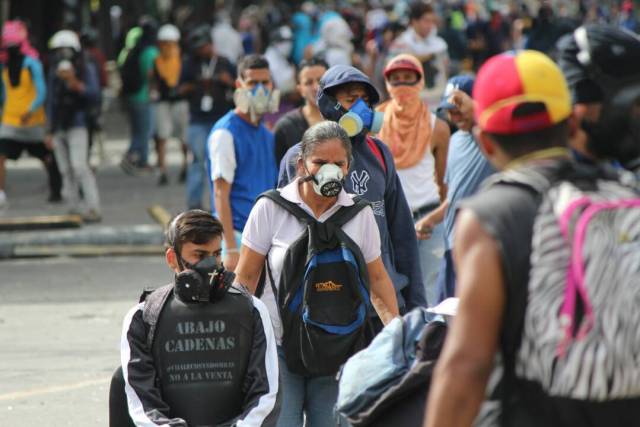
277, 66, 427, 312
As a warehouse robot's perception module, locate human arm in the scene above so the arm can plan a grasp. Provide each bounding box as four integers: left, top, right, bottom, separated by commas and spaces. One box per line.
236, 197, 275, 294
367, 257, 399, 325
234, 246, 267, 294
120, 304, 188, 427
227, 298, 280, 426
20, 57, 46, 124
208, 129, 239, 270
432, 117, 450, 201
423, 209, 505, 427
214, 178, 239, 270
177, 58, 196, 96
415, 200, 448, 240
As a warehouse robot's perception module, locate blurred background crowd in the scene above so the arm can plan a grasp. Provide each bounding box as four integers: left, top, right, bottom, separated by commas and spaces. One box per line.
0, 0, 638, 218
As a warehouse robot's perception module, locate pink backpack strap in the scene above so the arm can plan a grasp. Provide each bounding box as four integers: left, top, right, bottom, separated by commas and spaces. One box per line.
557, 197, 640, 357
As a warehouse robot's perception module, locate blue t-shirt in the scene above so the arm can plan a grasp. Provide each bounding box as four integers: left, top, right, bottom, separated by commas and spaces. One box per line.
208, 111, 277, 232
443, 130, 495, 249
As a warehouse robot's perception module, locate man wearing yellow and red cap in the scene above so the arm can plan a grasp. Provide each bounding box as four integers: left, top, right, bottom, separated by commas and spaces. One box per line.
424, 50, 630, 427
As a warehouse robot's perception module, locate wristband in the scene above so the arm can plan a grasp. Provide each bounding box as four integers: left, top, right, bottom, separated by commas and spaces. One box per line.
226, 248, 239, 254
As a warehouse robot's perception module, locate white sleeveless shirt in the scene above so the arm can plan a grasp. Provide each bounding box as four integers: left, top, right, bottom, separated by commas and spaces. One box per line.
396, 113, 441, 211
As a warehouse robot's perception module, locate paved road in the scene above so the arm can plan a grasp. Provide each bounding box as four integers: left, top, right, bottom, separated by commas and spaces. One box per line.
0, 256, 174, 426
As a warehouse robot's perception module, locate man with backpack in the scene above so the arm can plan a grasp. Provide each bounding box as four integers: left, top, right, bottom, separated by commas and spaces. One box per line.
119, 17, 159, 174
425, 50, 640, 427
278, 64, 427, 321
110, 210, 279, 427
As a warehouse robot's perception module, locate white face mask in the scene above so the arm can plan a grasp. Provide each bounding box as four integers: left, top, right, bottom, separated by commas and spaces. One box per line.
233, 83, 281, 122
309, 163, 344, 197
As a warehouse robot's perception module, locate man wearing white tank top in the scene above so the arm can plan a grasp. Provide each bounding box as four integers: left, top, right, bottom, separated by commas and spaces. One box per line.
377, 54, 450, 305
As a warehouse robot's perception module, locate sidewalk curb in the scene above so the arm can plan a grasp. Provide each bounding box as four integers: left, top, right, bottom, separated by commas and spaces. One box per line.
0, 224, 165, 259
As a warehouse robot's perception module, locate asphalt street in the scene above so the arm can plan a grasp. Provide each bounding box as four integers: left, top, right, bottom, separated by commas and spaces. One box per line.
0, 256, 174, 426
0, 108, 198, 425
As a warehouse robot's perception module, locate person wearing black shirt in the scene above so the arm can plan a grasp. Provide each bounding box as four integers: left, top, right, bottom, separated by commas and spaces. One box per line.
272, 57, 328, 167
178, 26, 235, 209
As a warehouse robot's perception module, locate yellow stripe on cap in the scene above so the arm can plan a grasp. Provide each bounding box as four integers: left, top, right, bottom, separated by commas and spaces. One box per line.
514, 50, 571, 124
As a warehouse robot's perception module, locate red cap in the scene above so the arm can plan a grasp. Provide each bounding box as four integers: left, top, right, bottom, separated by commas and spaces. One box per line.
383, 54, 423, 80
473, 50, 571, 135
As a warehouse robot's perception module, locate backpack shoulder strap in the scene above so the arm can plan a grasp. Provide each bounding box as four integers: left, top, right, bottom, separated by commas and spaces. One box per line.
142, 284, 173, 350
327, 197, 371, 228
366, 136, 387, 175
258, 189, 315, 223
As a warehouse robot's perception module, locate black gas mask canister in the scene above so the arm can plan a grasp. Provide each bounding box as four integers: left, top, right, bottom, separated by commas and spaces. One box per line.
570, 26, 640, 167
174, 255, 235, 304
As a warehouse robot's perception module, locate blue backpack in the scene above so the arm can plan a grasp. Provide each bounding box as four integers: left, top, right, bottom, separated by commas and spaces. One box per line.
259, 190, 372, 377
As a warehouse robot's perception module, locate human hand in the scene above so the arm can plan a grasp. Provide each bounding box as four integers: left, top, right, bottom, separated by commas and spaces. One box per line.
415, 212, 439, 240
20, 111, 33, 125
216, 70, 234, 86
44, 134, 54, 151
365, 39, 379, 57
224, 251, 239, 272
447, 90, 474, 124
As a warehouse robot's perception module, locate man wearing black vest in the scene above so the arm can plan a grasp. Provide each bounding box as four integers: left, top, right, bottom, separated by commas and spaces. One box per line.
110, 210, 279, 427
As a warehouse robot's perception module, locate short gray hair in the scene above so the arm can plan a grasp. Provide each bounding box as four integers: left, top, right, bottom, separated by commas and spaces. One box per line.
299, 121, 353, 164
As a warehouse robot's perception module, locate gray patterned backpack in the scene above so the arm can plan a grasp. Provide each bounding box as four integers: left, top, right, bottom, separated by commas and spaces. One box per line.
499, 164, 640, 400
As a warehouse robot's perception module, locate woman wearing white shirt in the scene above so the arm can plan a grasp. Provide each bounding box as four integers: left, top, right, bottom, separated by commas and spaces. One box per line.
235, 121, 399, 427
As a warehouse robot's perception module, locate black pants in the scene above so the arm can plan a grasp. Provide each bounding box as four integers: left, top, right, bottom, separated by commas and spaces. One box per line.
0, 138, 62, 198
109, 367, 136, 427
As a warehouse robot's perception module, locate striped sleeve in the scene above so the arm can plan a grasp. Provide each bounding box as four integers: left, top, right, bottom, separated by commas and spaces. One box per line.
235, 296, 280, 426
120, 303, 188, 427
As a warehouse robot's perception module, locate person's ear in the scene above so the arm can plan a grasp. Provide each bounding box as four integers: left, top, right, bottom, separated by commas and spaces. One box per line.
296, 156, 306, 176
476, 129, 496, 158
568, 111, 579, 138
166, 248, 180, 273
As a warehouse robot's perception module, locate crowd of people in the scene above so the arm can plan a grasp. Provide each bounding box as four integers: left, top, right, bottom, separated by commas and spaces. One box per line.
3, 1, 640, 427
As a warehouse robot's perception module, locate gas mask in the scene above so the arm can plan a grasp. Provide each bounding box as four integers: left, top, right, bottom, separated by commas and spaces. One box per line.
234, 83, 281, 123
572, 26, 640, 169
174, 255, 235, 304
306, 163, 345, 197
581, 82, 640, 168
338, 98, 384, 137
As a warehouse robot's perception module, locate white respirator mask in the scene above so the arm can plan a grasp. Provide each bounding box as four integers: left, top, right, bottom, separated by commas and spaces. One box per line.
234, 83, 281, 122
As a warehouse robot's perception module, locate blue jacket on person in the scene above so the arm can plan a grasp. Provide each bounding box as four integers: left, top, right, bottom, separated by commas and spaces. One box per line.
46, 55, 101, 132
278, 65, 427, 312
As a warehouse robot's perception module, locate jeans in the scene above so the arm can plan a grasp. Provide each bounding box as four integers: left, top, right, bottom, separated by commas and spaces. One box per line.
416, 220, 445, 307
186, 122, 211, 209
127, 99, 153, 166
53, 127, 100, 212
276, 348, 345, 427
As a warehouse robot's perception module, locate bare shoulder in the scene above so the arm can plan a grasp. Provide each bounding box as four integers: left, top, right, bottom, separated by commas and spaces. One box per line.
432, 117, 451, 147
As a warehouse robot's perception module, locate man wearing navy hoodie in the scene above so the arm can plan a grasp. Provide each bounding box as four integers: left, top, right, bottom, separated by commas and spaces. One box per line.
279, 65, 427, 322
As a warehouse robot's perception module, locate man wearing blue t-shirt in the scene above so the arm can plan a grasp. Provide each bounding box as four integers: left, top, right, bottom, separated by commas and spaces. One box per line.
435, 76, 494, 301
207, 54, 279, 271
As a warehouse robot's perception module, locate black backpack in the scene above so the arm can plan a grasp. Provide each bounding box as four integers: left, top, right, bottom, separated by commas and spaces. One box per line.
258, 190, 372, 377
119, 46, 144, 96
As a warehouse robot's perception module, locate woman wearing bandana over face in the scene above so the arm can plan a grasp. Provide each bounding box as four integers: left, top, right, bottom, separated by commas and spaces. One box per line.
235, 121, 399, 427
376, 54, 450, 306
